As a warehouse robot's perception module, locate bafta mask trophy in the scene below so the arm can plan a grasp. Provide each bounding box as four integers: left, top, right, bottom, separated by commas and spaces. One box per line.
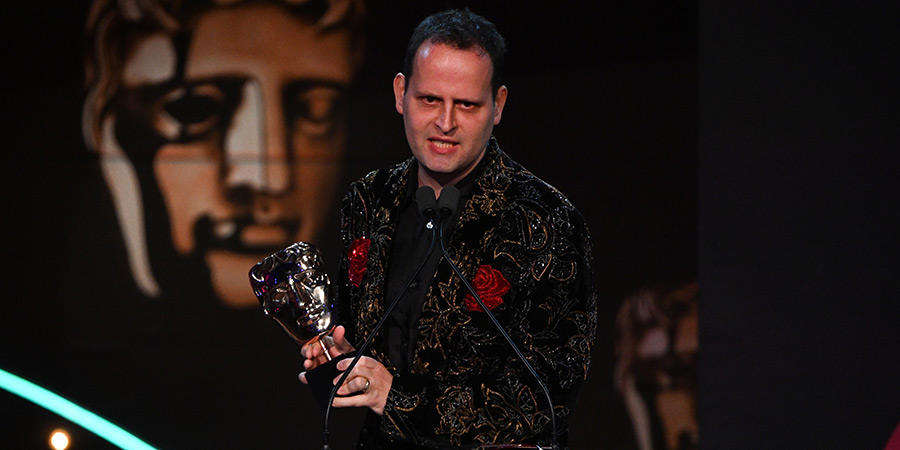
249, 242, 334, 351
249, 242, 347, 409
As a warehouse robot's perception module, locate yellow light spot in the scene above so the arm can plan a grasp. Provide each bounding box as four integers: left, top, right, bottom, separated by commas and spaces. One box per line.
50, 429, 70, 450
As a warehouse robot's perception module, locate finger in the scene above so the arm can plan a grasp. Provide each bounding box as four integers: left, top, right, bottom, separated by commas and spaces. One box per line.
358, 377, 370, 394
332, 371, 352, 393
301, 340, 320, 359
339, 355, 380, 372
332, 326, 345, 345
349, 377, 370, 395
334, 375, 368, 396
336, 356, 361, 372
331, 326, 356, 354
331, 394, 366, 409
302, 346, 325, 369
330, 327, 346, 356
331, 362, 361, 387
341, 353, 373, 370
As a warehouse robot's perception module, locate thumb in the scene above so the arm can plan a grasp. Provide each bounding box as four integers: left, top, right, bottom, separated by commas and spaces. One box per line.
333, 325, 353, 352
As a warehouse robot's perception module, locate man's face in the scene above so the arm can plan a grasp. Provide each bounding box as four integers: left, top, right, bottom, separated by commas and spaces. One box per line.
116, 3, 354, 306
393, 42, 507, 189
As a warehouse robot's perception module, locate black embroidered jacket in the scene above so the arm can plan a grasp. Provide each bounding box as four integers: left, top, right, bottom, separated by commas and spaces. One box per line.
335, 138, 597, 449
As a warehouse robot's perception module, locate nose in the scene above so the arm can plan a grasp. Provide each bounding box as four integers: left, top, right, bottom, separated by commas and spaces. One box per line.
224, 80, 291, 198
435, 102, 456, 133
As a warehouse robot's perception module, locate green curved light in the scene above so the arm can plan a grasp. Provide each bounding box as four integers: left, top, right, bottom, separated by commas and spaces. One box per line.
0, 368, 157, 450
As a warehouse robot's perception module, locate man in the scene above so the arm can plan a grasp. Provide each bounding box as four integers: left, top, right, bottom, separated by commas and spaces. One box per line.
81, 0, 365, 307
301, 9, 597, 449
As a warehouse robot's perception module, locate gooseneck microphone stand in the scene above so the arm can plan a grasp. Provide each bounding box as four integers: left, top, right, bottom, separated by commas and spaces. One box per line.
435, 187, 559, 450
320, 187, 439, 450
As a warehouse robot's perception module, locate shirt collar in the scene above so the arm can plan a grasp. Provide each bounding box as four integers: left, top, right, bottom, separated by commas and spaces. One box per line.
404, 150, 487, 202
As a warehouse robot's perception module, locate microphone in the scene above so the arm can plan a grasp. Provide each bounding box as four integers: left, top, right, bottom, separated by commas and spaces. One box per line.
435, 186, 559, 450
416, 185, 438, 220
321, 186, 439, 450
436, 185, 459, 221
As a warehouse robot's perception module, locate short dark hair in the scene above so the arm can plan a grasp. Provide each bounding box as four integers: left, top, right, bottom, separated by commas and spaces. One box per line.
402, 8, 506, 97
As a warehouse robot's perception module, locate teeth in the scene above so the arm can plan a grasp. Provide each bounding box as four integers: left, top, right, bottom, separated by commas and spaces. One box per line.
214, 222, 238, 240
433, 141, 454, 148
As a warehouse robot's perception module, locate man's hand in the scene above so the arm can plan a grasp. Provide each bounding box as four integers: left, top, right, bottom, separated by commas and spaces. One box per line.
298, 325, 353, 380
331, 355, 393, 415
297, 325, 393, 415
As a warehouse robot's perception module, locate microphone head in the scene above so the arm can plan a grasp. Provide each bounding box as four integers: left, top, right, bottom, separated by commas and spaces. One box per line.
416, 186, 437, 218
437, 186, 460, 218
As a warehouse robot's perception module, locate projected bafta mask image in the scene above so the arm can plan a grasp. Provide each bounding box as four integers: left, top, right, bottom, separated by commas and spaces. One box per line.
82, 0, 365, 306
615, 282, 699, 450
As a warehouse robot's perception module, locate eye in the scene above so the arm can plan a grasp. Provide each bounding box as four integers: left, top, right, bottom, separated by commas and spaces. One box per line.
161, 83, 227, 137
265, 287, 293, 314
288, 86, 346, 137
421, 96, 440, 105
273, 287, 291, 303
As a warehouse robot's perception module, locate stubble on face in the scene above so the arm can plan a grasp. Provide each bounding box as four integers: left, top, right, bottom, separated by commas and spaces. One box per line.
393, 42, 507, 195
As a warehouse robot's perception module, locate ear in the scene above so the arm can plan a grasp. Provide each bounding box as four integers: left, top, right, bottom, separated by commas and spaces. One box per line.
492, 85, 508, 125
393, 73, 406, 114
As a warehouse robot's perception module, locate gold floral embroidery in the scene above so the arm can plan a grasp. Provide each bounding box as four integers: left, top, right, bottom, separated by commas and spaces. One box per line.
338, 139, 596, 447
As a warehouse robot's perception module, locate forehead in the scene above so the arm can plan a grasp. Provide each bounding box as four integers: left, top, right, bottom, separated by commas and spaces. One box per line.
186, 3, 355, 84
122, 3, 356, 87
409, 42, 494, 96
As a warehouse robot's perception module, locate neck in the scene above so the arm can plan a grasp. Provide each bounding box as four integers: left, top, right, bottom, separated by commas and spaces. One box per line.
416, 148, 487, 198
417, 172, 450, 199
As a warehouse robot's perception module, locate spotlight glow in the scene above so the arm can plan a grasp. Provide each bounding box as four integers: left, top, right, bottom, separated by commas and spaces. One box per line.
0, 368, 157, 450
50, 429, 70, 450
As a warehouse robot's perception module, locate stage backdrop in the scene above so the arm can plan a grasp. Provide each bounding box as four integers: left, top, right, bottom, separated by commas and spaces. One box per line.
1, 1, 696, 449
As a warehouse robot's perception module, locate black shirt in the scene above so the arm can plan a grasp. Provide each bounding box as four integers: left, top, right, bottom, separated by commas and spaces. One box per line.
383, 160, 482, 373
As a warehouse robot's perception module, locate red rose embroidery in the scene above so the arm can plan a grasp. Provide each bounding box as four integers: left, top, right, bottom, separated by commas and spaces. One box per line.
464, 265, 510, 312
348, 238, 370, 287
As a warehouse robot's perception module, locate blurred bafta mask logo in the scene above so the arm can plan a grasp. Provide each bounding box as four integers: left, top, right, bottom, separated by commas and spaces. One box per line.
615, 282, 699, 450
82, 0, 365, 307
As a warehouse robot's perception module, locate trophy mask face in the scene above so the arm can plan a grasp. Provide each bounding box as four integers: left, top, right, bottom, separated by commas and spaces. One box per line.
249, 242, 334, 345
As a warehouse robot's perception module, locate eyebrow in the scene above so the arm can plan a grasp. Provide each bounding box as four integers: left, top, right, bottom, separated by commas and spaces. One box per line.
183, 75, 349, 91
414, 89, 484, 106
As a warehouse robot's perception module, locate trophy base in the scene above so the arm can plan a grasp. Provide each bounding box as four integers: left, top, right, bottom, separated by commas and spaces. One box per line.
305, 351, 357, 411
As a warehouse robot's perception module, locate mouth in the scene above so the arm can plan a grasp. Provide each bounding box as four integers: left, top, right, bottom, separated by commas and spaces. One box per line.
429, 138, 458, 154
194, 215, 300, 255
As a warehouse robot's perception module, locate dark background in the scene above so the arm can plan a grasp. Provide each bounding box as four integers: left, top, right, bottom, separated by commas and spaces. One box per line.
699, 1, 900, 448
2, 0, 897, 449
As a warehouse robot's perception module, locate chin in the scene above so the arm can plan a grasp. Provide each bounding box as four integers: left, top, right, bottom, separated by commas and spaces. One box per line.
205, 249, 270, 308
